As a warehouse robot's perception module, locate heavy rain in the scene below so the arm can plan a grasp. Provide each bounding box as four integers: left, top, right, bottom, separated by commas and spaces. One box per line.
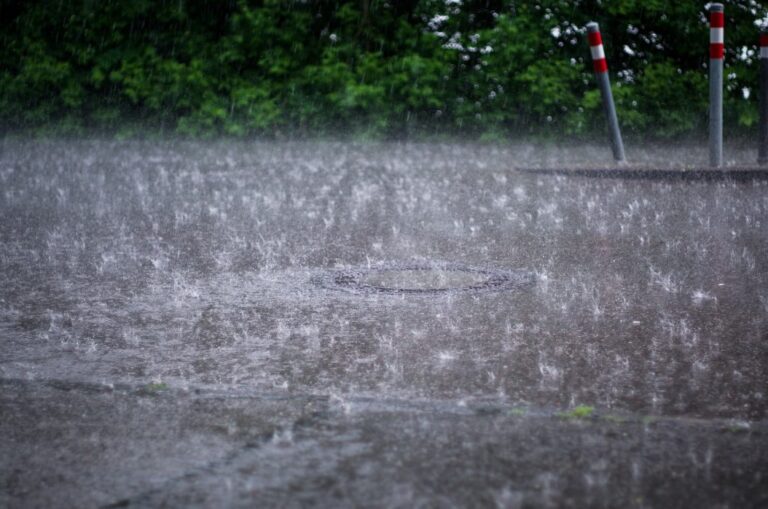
2, 2, 768, 508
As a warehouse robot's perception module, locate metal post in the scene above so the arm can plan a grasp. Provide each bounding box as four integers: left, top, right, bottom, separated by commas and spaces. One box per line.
586, 22, 625, 163
759, 29, 768, 165
709, 3, 724, 168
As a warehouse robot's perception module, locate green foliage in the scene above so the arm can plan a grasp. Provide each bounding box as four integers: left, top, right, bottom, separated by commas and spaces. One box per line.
560, 405, 595, 419
139, 381, 169, 395
0, 0, 766, 139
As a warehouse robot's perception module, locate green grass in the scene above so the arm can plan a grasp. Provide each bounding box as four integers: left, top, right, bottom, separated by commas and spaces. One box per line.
559, 405, 595, 420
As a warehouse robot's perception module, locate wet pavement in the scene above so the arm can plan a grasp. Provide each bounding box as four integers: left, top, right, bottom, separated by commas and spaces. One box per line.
1, 140, 767, 507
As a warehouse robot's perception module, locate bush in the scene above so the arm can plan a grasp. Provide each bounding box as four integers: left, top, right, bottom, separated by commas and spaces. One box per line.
0, 0, 765, 139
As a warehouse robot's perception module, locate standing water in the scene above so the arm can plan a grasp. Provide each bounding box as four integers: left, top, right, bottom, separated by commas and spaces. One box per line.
1, 140, 767, 507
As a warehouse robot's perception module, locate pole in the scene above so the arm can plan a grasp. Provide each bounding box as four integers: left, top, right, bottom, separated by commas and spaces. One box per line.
759, 29, 768, 165
709, 3, 724, 168
586, 22, 626, 163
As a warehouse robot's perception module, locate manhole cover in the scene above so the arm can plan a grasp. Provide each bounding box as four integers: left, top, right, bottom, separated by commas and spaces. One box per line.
311, 263, 534, 295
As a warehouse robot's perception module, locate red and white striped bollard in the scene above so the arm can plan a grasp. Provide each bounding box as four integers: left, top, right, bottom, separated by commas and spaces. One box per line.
586, 22, 625, 163
709, 3, 724, 167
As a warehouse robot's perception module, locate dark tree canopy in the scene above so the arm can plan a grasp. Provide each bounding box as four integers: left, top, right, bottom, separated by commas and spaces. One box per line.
1, 0, 766, 139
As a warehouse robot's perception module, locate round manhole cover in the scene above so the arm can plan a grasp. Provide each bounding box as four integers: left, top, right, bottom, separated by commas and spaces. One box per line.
311, 263, 533, 295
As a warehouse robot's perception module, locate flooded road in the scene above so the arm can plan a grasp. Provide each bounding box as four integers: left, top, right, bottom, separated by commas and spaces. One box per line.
1, 140, 767, 507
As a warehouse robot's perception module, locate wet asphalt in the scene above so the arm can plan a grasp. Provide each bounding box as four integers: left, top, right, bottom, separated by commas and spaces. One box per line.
1, 140, 767, 508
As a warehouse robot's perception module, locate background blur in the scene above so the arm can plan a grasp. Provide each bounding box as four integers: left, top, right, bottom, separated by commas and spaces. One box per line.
2, 0, 767, 140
